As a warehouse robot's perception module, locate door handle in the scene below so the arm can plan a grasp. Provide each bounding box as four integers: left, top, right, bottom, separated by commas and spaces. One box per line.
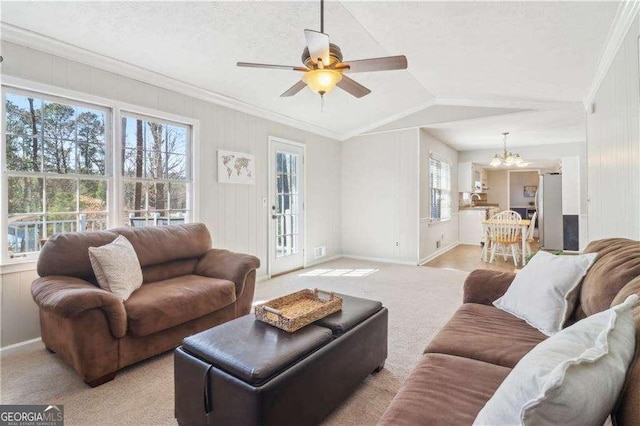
272, 215, 277, 219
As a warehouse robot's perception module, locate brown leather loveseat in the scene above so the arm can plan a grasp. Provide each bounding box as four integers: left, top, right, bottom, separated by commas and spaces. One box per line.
31, 223, 260, 387
381, 238, 640, 425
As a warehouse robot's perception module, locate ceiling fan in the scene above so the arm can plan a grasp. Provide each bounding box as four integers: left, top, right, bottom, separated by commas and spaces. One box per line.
237, 0, 408, 100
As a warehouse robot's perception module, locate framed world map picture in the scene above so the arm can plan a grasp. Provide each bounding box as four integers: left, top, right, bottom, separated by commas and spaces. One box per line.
217, 150, 255, 184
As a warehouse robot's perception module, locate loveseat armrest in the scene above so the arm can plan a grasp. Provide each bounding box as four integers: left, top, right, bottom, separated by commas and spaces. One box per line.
463, 269, 517, 305
31, 276, 127, 338
194, 249, 261, 297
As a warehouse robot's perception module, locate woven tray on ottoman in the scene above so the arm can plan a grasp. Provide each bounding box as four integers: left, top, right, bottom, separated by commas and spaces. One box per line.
255, 289, 343, 332
174, 293, 388, 426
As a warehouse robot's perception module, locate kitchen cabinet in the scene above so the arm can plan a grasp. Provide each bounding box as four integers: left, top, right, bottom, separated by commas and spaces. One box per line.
458, 162, 487, 193
458, 209, 486, 245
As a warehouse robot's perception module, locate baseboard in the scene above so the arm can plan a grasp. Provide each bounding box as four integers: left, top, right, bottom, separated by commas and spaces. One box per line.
0, 337, 42, 353
341, 254, 418, 266
256, 274, 269, 283
419, 242, 460, 266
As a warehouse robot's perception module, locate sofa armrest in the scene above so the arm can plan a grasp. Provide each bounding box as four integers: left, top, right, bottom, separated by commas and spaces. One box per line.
463, 269, 517, 305
194, 249, 260, 297
31, 276, 127, 338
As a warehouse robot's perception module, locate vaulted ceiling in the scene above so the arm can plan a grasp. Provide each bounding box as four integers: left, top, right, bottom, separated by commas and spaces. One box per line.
0, 1, 621, 148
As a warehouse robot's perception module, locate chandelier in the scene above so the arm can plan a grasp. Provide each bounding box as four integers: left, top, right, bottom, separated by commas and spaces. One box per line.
489, 132, 528, 167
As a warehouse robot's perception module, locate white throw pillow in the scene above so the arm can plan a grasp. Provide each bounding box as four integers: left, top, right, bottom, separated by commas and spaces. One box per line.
88, 235, 143, 300
493, 251, 598, 336
475, 294, 638, 426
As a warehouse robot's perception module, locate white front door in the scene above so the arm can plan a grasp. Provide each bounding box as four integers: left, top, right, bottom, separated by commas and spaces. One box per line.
269, 138, 305, 276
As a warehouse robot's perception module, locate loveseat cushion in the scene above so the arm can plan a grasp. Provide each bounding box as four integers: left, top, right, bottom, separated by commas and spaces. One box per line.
379, 353, 511, 426
424, 303, 547, 368
124, 275, 235, 336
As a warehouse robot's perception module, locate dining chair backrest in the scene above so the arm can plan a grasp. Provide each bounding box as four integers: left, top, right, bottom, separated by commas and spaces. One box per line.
488, 211, 521, 243
527, 212, 537, 240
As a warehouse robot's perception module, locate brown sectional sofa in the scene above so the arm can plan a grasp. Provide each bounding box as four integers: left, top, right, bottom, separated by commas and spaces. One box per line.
381, 238, 640, 425
31, 224, 260, 387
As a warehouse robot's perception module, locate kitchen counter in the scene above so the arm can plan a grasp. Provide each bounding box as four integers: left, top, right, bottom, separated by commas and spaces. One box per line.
459, 204, 500, 210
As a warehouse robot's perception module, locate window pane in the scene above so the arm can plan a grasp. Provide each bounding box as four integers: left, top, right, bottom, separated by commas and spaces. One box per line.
6, 136, 42, 172
75, 108, 105, 143
77, 143, 105, 175
147, 182, 169, 211
123, 117, 145, 150
167, 153, 187, 180
123, 148, 144, 178
46, 213, 79, 235
276, 152, 285, 173
43, 101, 76, 141
7, 215, 44, 254
46, 178, 77, 212
169, 183, 187, 210
6, 94, 42, 136
167, 126, 187, 155
145, 150, 165, 179
44, 139, 76, 174
8, 176, 43, 214
124, 181, 147, 211
80, 180, 107, 212
81, 213, 108, 232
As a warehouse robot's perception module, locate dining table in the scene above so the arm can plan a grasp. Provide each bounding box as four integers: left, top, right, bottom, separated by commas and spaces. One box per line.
481, 218, 531, 266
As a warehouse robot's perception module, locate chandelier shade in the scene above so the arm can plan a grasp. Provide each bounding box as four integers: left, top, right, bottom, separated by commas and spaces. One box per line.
489, 132, 528, 167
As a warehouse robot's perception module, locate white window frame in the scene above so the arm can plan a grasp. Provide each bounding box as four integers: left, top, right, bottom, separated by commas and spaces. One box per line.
0, 77, 199, 266
429, 154, 452, 222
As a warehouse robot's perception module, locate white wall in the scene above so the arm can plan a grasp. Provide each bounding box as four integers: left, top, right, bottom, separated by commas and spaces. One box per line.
486, 170, 509, 210
0, 41, 342, 347
509, 171, 538, 207
419, 130, 459, 263
341, 129, 419, 264
586, 15, 640, 241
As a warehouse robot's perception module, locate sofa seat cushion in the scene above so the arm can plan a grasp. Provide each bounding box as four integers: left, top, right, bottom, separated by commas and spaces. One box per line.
124, 275, 236, 337
424, 303, 547, 368
379, 353, 511, 426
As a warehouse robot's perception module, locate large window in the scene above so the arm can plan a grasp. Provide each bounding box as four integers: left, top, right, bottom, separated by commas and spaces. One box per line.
121, 114, 191, 227
2, 87, 194, 262
4, 91, 109, 258
429, 155, 451, 221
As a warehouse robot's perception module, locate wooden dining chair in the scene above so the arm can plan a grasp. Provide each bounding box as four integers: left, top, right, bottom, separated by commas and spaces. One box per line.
479, 211, 490, 260
488, 211, 521, 266
519, 211, 537, 257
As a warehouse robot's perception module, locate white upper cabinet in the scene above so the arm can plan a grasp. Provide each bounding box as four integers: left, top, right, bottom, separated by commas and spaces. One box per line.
458, 162, 486, 193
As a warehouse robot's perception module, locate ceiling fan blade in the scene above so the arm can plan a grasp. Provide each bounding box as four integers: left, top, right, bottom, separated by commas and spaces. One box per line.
336, 55, 408, 73
237, 62, 308, 72
304, 29, 330, 66
336, 75, 371, 98
280, 80, 307, 97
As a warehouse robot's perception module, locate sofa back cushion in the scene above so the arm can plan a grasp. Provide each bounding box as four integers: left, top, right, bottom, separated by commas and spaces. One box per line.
580, 238, 640, 317
38, 230, 118, 281
37, 223, 211, 282
112, 223, 211, 267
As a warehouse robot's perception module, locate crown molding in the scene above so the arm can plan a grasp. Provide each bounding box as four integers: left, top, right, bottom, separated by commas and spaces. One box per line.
0, 23, 345, 141
583, 0, 640, 107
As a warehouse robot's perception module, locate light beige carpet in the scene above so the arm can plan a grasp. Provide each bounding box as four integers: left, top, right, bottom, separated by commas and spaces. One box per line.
0, 259, 468, 425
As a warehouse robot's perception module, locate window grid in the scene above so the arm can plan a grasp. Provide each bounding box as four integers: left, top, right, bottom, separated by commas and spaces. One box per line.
429, 156, 452, 221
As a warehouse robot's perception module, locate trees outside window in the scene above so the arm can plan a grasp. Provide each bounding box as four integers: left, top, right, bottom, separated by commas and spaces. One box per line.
2, 89, 194, 261
4, 92, 108, 257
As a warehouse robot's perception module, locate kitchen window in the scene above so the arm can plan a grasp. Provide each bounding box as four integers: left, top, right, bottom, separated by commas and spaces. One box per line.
429, 155, 451, 221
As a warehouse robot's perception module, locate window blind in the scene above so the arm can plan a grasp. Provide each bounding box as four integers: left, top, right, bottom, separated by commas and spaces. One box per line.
429, 156, 452, 221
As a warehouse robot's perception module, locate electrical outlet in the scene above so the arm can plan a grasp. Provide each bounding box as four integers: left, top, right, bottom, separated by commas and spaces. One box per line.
262, 197, 267, 207
436, 240, 441, 249
395, 241, 399, 247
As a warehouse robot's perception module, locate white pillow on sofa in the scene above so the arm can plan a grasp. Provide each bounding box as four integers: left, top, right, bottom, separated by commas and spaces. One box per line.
493, 251, 598, 336
475, 294, 638, 426
88, 235, 143, 300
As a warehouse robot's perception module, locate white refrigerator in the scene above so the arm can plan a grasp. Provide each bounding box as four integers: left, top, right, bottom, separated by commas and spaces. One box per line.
536, 173, 563, 251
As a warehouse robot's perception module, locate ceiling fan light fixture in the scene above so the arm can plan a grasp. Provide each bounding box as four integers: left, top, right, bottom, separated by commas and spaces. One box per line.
302, 69, 343, 94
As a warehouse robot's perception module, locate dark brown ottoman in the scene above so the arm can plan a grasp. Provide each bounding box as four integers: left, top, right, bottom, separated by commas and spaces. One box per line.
174, 294, 388, 425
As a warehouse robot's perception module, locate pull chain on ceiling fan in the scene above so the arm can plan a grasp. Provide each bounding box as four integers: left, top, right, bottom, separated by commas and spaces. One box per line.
237, 0, 408, 102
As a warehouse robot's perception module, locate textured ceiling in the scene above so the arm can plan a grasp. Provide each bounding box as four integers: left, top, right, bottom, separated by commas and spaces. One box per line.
0, 1, 620, 146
